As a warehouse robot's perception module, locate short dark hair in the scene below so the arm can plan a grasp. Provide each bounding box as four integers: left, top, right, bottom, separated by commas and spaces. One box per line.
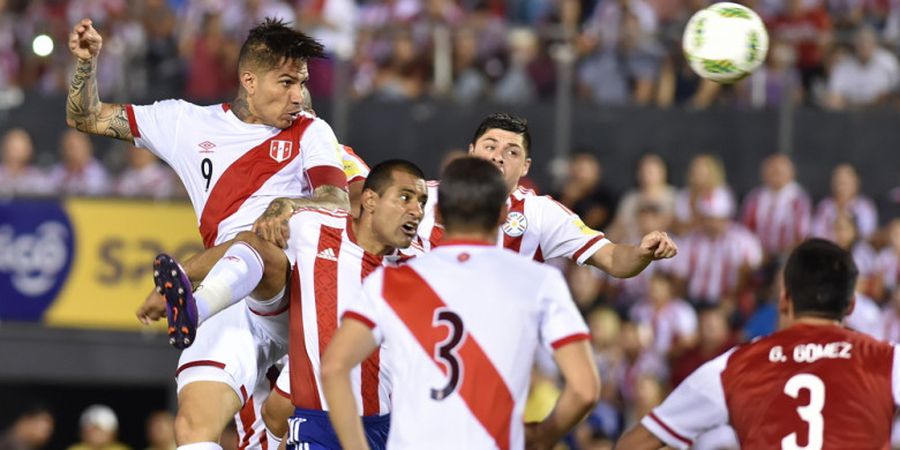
471, 113, 532, 156
784, 238, 858, 320
238, 18, 325, 72
363, 159, 425, 195
439, 157, 508, 233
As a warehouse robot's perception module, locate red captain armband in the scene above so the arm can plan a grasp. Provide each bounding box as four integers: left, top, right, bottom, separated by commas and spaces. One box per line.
125, 104, 141, 138
307, 166, 349, 191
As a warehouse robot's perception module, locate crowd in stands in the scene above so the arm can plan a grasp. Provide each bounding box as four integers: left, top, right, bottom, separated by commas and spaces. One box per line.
2, 0, 900, 109
543, 150, 900, 448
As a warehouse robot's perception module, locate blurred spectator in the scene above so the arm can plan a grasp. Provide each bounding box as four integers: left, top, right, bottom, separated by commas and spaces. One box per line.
614, 320, 667, 408
670, 307, 738, 387
825, 25, 900, 109
371, 30, 429, 100
449, 27, 489, 103
673, 154, 735, 235
566, 263, 607, 313
143, 411, 174, 450
183, 13, 238, 102
811, 162, 879, 240
875, 218, 900, 299
768, 0, 833, 92
47, 130, 111, 196
583, 0, 658, 52
655, 41, 722, 109
0, 403, 54, 450
67, 405, 130, 450
143, 0, 185, 101
610, 153, 676, 243
553, 152, 618, 230
577, 12, 664, 105
672, 188, 764, 310
879, 287, 900, 341
0, 128, 49, 196
740, 154, 812, 260
114, 145, 178, 199
831, 212, 877, 280
736, 40, 804, 108
492, 28, 539, 104
629, 273, 698, 359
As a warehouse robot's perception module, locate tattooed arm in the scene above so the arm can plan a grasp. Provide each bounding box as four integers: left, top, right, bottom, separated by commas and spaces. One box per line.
253, 186, 351, 248
66, 18, 133, 142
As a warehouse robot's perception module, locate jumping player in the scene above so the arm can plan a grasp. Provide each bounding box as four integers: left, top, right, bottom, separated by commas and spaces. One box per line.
67, 17, 348, 450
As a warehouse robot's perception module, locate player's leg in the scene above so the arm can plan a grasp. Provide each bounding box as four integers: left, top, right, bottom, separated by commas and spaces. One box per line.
154, 231, 289, 348
262, 363, 294, 447
175, 381, 241, 447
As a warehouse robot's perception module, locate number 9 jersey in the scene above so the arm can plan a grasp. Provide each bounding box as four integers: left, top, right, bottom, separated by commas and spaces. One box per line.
126, 100, 348, 248
643, 323, 900, 449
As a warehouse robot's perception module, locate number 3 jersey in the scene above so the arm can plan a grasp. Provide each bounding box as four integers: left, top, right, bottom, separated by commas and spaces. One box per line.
344, 242, 590, 450
644, 323, 900, 449
126, 101, 348, 248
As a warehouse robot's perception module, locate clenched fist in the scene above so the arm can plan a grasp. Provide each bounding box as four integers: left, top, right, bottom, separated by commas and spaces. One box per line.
639, 230, 678, 260
69, 18, 103, 60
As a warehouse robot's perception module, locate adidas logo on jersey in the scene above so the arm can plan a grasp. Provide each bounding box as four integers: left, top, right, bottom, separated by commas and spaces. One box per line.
317, 248, 338, 261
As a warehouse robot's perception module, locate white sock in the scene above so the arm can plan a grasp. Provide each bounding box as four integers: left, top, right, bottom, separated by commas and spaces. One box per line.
266, 427, 283, 448
194, 242, 264, 324
176, 443, 223, 450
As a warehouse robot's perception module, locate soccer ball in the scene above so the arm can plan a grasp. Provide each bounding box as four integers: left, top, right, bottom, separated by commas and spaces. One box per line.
682, 2, 769, 84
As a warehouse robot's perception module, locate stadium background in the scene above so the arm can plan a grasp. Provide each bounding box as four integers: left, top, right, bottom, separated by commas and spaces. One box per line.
0, 0, 899, 449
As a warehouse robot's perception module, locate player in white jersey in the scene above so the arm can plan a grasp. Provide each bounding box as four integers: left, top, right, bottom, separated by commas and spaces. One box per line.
323, 157, 605, 449
416, 113, 678, 278
66, 18, 349, 450
152, 160, 428, 449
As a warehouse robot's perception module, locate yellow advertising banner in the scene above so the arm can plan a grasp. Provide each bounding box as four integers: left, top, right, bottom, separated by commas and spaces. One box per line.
43, 199, 203, 330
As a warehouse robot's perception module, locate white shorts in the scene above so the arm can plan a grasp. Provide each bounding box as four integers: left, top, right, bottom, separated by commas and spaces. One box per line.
175, 299, 289, 402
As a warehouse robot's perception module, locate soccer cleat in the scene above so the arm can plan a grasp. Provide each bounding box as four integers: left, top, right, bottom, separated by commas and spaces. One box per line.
153, 254, 198, 350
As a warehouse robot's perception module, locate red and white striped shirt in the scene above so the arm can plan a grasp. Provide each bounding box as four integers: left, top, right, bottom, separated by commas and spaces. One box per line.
285, 208, 420, 416
417, 183, 610, 265
673, 224, 763, 304
740, 181, 811, 255
811, 196, 879, 241
128, 100, 348, 248
344, 241, 589, 450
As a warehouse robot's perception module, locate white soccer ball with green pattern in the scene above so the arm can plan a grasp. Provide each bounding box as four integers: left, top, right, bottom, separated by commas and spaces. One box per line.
682, 2, 769, 84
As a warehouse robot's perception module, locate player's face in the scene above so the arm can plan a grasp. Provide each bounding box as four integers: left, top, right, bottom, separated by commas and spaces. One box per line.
469, 128, 531, 194
371, 171, 428, 249
250, 59, 307, 129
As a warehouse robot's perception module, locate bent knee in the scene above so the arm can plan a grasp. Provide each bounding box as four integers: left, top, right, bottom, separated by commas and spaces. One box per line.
262, 393, 293, 438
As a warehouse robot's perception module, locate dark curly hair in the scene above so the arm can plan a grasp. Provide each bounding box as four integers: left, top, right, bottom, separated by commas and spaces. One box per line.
238, 18, 325, 72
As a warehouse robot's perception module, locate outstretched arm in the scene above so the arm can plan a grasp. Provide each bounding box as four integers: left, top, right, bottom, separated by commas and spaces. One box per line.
587, 231, 677, 278
66, 18, 133, 141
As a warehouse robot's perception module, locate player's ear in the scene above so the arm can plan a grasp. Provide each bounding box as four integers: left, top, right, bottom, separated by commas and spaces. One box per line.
521, 157, 532, 177
467, 143, 475, 154
240, 70, 256, 95
361, 188, 378, 214
778, 286, 791, 318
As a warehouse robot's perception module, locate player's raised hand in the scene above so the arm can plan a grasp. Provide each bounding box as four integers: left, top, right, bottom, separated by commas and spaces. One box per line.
69, 18, 103, 60
639, 230, 678, 260
136, 288, 166, 325
253, 197, 294, 248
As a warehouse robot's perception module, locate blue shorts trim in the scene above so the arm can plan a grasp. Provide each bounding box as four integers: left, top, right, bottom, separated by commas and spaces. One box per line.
285, 408, 390, 450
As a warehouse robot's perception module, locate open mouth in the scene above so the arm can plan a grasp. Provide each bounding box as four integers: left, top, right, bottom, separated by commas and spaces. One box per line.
288, 111, 301, 120
401, 221, 419, 238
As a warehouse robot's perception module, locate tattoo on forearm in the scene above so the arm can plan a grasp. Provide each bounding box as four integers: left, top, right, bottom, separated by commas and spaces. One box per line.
261, 199, 291, 219
66, 58, 132, 141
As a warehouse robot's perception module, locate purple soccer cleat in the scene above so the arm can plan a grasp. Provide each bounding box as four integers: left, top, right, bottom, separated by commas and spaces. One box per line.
153, 254, 198, 350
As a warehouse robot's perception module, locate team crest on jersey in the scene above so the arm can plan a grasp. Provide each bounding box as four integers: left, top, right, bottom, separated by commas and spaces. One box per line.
269, 140, 293, 162
502, 211, 528, 237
